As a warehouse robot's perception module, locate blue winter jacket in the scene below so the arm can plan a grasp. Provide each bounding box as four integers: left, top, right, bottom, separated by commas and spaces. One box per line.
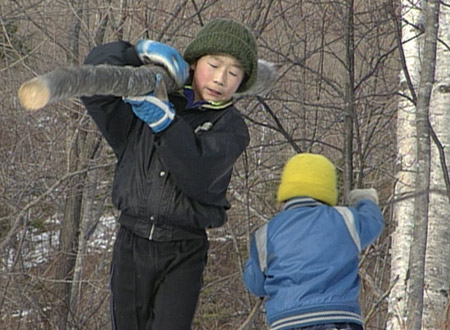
243, 197, 384, 330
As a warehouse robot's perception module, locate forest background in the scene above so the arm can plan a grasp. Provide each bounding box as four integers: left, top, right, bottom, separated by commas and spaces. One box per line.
1, 0, 449, 329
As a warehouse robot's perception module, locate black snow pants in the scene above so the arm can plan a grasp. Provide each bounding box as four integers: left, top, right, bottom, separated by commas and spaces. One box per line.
110, 226, 209, 330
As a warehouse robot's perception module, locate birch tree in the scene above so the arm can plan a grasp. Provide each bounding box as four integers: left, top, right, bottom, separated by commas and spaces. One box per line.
405, 0, 438, 328
389, 1, 450, 328
423, 2, 450, 328
388, 2, 421, 327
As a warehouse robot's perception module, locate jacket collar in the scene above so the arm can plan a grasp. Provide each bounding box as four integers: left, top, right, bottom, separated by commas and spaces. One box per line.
283, 197, 324, 211
183, 86, 233, 110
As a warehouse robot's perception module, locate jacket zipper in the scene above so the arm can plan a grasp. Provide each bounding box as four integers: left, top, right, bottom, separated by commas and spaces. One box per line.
148, 223, 155, 240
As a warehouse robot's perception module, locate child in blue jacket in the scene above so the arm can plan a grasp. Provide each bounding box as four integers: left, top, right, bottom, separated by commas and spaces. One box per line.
243, 153, 384, 330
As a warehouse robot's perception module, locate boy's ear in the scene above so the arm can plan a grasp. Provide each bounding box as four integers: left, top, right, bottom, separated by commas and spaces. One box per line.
234, 60, 277, 97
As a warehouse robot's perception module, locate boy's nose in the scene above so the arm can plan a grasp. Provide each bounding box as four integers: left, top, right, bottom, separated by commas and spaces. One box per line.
214, 69, 227, 86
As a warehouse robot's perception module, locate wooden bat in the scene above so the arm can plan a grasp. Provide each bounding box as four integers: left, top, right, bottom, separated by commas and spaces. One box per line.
18, 59, 276, 111
18, 64, 178, 111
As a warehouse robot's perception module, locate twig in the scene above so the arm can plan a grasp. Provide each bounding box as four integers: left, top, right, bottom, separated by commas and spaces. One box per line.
237, 298, 265, 330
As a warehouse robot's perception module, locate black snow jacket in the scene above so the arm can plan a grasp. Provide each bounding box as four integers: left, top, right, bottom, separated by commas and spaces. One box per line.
81, 41, 250, 241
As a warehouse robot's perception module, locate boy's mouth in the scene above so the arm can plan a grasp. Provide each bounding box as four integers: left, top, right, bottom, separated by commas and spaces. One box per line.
206, 87, 222, 97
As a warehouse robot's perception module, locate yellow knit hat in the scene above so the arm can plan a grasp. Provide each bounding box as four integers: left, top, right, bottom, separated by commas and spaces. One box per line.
277, 153, 337, 205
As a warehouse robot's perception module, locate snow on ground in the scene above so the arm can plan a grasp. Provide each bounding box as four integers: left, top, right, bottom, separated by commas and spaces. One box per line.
5, 215, 118, 269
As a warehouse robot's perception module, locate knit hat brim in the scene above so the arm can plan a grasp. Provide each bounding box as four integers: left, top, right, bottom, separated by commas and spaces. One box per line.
277, 181, 337, 206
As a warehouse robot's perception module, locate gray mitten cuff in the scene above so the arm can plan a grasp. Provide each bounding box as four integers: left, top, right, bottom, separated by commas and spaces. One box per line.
348, 188, 379, 206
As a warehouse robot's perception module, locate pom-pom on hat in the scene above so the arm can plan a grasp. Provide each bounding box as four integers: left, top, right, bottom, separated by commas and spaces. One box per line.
277, 153, 338, 206
183, 18, 258, 93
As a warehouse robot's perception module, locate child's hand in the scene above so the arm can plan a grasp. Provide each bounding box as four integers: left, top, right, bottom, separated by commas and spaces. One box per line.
124, 75, 175, 133
348, 188, 379, 206
124, 94, 175, 133
135, 40, 189, 88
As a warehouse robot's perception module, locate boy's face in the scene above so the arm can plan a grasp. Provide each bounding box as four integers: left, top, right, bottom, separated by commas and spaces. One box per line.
190, 54, 244, 103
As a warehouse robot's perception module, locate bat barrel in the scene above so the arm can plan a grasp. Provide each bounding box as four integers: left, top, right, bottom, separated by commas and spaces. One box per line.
18, 64, 178, 111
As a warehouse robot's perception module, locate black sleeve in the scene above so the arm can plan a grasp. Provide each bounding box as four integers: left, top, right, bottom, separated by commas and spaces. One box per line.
84, 40, 142, 67
81, 41, 143, 158
155, 109, 250, 206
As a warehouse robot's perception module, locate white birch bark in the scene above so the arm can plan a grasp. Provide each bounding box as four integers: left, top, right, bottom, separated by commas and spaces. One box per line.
406, 0, 439, 327
389, 1, 450, 329
387, 2, 423, 329
423, 3, 450, 327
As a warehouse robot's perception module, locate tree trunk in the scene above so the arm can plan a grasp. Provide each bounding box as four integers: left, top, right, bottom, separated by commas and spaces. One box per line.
55, 2, 85, 328
64, 2, 111, 328
55, 139, 86, 328
343, 0, 355, 197
423, 3, 450, 328
387, 2, 422, 329
406, 1, 439, 329
69, 150, 105, 329
389, 1, 449, 329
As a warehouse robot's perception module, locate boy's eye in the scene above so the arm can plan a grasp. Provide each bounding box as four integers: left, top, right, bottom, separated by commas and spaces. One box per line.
229, 71, 238, 77
208, 62, 218, 68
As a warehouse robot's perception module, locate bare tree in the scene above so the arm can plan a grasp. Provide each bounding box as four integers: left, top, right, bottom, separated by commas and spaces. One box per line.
343, 0, 356, 198
54, 1, 87, 327
1, 1, 433, 330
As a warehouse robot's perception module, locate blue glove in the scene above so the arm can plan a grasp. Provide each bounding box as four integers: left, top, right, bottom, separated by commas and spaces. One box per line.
135, 39, 189, 88
124, 75, 175, 133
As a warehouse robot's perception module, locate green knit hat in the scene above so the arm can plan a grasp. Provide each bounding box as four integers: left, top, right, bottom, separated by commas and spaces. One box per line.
184, 18, 258, 93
